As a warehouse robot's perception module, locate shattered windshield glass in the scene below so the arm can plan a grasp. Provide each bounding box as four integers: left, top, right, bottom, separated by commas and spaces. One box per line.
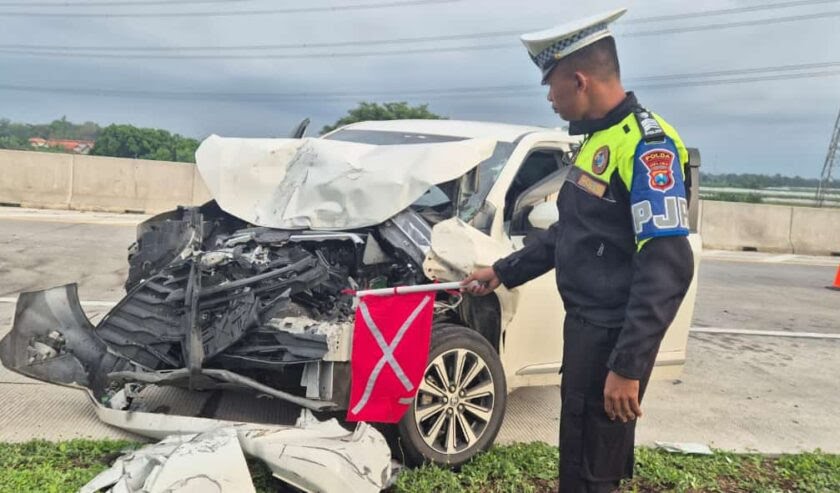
324, 129, 516, 225
457, 142, 516, 223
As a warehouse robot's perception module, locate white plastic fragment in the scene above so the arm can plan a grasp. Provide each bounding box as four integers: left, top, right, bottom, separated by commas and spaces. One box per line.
90, 396, 392, 493
80, 428, 255, 493
655, 441, 714, 455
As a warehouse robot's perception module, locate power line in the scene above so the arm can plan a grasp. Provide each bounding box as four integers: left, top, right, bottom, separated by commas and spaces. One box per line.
0, 30, 519, 52
0, 44, 512, 59
631, 61, 840, 82
0, 0, 459, 17
624, 10, 840, 37
0, 0, 255, 6
0, 63, 837, 103
637, 69, 840, 89
1, 10, 838, 59
622, 0, 839, 24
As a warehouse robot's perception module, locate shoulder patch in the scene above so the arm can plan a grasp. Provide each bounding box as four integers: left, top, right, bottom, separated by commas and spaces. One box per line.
630, 136, 689, 242
639, 148, 676, 193
592, 145, 610, 175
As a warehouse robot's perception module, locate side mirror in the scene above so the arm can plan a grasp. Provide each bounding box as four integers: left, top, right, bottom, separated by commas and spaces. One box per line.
527, 201, 558, 230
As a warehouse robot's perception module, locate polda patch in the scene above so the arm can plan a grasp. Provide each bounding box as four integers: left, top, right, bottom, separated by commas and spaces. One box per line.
639, 148, 676, 192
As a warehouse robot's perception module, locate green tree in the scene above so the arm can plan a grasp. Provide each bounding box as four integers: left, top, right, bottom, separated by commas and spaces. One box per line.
0, 135, 27, 150
320, 101, 445, 135
91, 124, 199, 163
49, 116, 72, 139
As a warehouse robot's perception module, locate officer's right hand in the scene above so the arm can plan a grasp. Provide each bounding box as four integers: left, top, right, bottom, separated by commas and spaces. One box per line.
462, 267, 501, 296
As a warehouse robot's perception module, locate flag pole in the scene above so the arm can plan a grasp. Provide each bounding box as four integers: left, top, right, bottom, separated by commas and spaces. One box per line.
353, 281, 477, 298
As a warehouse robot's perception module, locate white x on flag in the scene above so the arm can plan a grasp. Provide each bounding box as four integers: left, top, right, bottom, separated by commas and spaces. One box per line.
349, 294, 433, 419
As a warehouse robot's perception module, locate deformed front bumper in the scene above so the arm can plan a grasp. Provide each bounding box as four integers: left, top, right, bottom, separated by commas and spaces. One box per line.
0, 285, 392, 492
0, 284, 339, 410
0, 284, 132, 392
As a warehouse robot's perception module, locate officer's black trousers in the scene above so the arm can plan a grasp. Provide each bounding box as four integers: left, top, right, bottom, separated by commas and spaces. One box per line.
558, 315, 656, 493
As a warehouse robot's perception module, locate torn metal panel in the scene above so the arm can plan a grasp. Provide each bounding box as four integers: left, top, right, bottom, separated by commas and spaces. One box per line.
0, 285, 133, 393
125, 210, 197, 290
195, 134, 496, 230
90, 395, 391, 493
81, 428, 255, 493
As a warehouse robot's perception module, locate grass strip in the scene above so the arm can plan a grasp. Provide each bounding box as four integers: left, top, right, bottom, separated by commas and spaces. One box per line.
0, 439, 837, 493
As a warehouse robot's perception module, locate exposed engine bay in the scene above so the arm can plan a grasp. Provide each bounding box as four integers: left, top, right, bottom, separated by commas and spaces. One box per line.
1, 200, 462, 413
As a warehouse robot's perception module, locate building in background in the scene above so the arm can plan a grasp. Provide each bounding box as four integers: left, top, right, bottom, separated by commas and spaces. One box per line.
28, 137, 94, 154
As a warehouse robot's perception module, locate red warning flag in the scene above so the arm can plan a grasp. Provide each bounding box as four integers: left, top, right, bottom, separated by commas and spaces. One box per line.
346, 291, 434, 423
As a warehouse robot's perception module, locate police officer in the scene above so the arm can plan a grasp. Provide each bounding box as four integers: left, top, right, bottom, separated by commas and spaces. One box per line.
463, 8, 695, 492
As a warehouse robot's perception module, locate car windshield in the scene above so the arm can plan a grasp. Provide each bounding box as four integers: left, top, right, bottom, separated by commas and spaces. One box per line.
323, 128, 516, 225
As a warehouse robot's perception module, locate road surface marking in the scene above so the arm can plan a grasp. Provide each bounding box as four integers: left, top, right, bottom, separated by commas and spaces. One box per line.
761, 254, 797, 263
691, 327, 840, 340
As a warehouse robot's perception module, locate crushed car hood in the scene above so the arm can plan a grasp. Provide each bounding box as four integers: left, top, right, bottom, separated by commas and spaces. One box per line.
196, 135, 497, 230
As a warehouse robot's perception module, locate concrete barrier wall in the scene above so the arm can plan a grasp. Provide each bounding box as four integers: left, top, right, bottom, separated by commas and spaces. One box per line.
69, 154, 196, 213
0, 149, 202, 214
0, 149, 73, 209
700, 200, 840, 255
790, 207, 840, 256
699, 201, 794, 252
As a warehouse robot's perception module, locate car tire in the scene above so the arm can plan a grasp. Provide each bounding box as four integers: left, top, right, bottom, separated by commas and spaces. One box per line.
394, 323, 507, 468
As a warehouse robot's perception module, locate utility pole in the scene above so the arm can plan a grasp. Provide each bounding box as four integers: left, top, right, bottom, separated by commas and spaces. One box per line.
816, 108, 840, 207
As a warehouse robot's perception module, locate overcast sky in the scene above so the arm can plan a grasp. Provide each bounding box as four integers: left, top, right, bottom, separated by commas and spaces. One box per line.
0, 0, 838, 177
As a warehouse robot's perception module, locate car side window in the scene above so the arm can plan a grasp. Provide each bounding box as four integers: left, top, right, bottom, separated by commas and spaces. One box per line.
504, 150, 565, 224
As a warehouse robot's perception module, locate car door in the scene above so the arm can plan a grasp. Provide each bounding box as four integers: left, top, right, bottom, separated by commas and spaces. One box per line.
488, 143, 572, 388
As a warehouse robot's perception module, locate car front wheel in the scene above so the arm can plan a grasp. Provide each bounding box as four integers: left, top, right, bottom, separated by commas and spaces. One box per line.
395, 323, 507, 467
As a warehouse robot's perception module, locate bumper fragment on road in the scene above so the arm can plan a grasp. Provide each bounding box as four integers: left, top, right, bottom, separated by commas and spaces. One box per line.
85, 393, 392, 493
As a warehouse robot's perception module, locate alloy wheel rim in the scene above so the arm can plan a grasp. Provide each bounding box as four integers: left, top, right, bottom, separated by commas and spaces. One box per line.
413, 348, 495, 455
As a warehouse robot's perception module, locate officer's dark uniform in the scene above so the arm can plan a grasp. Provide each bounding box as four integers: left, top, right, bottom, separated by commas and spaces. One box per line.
492, 92, 695, 492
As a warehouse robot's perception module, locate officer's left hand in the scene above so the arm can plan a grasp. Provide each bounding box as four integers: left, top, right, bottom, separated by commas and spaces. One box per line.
604, 371, 642, 423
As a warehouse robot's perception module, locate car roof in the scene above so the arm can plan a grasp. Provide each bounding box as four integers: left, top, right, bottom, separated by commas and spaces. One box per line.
339, 119, 570, 143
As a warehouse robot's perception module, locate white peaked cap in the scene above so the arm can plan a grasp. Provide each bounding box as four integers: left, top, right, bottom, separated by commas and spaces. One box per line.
520, 8, 627, 83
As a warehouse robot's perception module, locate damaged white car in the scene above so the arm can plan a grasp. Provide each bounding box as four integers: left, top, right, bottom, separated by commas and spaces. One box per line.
0, 119, 702, 478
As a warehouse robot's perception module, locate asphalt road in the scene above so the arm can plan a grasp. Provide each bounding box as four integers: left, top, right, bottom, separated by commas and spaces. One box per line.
1, 207, 838, 453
